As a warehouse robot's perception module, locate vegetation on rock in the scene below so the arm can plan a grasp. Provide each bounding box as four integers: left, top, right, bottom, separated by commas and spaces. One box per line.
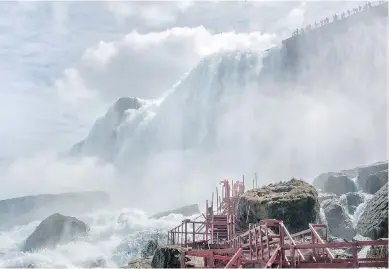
236, 178, 319, 234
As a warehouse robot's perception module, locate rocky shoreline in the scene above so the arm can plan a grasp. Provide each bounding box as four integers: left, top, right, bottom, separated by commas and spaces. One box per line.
12, 161, 387, 268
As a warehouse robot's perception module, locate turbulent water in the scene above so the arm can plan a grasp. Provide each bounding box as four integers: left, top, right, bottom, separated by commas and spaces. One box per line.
1, 3, 387, 268
0, 208, 194, 268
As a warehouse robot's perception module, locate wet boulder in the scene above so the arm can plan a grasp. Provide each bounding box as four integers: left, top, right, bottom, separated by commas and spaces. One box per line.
323, 174, 357, 196
151, 245, 183, 268
236, 178, 319, 234
357, 161, 388, 193
313, 168, 357, 191
321, 198, 355, 240
345, 192, 364, 214
357, 184, 388, 240
365, 169, 388, 194
23, 213, 89, 252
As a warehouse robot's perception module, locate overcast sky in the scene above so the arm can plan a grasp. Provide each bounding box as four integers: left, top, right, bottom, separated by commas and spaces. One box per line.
0, 1, 385, 204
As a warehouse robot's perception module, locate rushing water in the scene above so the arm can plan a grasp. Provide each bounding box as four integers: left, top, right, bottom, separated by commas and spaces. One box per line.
0, 208, 193, 268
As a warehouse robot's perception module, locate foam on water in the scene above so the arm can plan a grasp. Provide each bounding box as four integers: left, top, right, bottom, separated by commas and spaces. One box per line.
0, 207, 192, 268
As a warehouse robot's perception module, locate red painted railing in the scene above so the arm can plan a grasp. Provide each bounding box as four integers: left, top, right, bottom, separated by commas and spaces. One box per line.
167, 179, 389, 268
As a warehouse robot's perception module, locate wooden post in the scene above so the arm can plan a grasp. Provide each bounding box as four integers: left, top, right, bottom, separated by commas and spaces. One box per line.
291, 246, 296, 268
279, 223, 284, 267
352, 242, 358, 268
231, 180, 234, 198
206, 200, 209, 242
266, 224, 270, 259
192, 222, 195, 246
184, 221, 188, 247
249, 224, 252, 261
260, 225, 263, 259
210, 251, 215, 267
178, 226, 181, 245
254, 225, 258, 261
216, 187, 219, 214
243, 176, 245, 192
180, 251, 186, 268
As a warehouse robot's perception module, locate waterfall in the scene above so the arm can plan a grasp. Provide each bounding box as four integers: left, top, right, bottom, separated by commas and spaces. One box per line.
319, 207, 328, 228
352, 192, 373, 228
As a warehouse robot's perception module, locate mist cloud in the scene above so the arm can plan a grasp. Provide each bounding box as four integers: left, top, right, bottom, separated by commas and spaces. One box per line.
0, 1, 386, 212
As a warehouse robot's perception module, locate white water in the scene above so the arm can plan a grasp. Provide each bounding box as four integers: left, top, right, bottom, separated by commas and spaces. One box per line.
0, 208, 194, 268
352, 192, 374, 228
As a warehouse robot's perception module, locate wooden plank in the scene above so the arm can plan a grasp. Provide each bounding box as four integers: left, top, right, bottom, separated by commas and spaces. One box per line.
294, 240, 389, 249
224, 248, 243, 268
297, 262, 353, 268
264, 246, 280, 268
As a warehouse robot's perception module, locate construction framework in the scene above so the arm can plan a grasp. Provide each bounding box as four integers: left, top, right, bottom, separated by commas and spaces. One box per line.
167, 179, 389, 268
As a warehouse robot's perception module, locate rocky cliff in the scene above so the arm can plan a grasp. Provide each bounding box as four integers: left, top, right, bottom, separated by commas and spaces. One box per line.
357, 183, 388, 240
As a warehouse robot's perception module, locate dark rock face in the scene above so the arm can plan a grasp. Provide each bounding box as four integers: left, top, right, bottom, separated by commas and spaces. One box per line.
151, 245, 183, 268
150, 204, 200, 219
323, 175, 357, 195
346, 192, 364, 214
357, 184, 388, 240
357, 162, 388, 192
23, 213, 89, 252
365, 169, 388, 194
321, 198, 355, 240
236, 179, 319, 234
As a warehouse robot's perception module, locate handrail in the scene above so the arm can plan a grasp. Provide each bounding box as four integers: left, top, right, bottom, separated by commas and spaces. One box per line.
224, 248, 242, 268
309, 224, 335, 261
280, 223, 305, 261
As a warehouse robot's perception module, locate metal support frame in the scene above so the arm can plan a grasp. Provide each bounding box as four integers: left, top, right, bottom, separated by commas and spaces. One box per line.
168, 178, 389, 268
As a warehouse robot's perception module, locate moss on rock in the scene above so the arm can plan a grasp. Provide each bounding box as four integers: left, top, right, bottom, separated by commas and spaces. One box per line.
236, 178, 319, 234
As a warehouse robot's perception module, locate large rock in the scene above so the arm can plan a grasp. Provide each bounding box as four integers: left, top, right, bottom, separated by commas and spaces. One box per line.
357, 161, 388, 192
236, 179, 319, 234
151, 245, 183, 268
23, 213, 89, 252
323, 175, 357, 196
150, 204, 200, 219
313, 168, 357, 190
321, 198, 355, 240
357, 184, 388, 240
365, 169, 388, 194
345, 192, 364, 214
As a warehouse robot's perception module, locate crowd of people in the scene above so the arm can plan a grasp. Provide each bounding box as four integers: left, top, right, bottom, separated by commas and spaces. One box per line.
291, 1, 384, 36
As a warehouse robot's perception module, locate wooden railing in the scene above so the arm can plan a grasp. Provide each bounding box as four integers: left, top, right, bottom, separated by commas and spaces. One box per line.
168, 220, 209, 247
